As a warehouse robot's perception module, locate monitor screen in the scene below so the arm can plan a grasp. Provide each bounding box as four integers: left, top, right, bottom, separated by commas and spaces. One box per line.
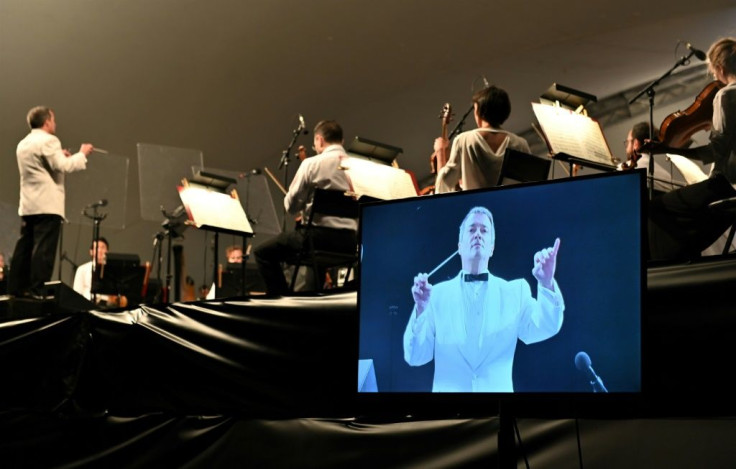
356, 170, 645, 416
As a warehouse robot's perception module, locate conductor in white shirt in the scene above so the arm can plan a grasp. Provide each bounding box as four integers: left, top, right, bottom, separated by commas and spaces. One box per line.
403, 206, 564, 392
8, 106, 94, 297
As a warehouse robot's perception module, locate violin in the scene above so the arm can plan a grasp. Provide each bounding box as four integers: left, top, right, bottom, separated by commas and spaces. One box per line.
658, 80, 724, 148
430, 103, 453, 174
298, 145, 308, 162
420, 103, 453, 196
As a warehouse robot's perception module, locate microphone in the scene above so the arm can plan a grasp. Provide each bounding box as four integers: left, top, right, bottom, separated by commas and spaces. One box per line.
574, 351, 608, 393
239, 168, 262, 178
297, 114, 309, 135
86, 199, 108, 208
686, 43, 706, 61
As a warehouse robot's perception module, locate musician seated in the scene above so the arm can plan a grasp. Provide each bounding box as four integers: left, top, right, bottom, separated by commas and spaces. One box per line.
618, 121, 675, 197
434, 85, 531, 193
72, 237, 121, 307
643, 37, 736, 262
254, 120, 357, 295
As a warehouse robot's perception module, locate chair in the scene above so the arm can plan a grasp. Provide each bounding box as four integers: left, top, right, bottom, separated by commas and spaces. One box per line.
496, 148, 552, 186
289, 188, 360, 292
708, 196, 736, 256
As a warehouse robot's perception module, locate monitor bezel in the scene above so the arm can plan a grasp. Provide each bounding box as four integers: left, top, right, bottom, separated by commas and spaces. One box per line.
355, 170, 647, 419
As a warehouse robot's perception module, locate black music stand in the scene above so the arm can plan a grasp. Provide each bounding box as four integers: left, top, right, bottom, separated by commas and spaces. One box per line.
497, 149, 552, 185
540, 83, 597, 109
178, 172, 253, 298
346, 136, 403, 166
91, 253, 147, 308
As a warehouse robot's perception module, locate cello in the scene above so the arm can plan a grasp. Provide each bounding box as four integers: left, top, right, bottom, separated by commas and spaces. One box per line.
420, 103, 453, 195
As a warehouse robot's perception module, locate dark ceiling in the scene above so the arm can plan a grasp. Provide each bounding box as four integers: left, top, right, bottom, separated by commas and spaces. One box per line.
1, 0, 734, 266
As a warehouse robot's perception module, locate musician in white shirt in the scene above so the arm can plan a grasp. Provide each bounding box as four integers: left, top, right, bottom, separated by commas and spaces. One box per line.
255, 120, 357, 295
73, 237, 109, 302
434, 85, 531, 193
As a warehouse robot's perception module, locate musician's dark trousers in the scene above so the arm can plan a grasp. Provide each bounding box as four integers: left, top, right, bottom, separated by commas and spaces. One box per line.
648, 174, 736, 261
255, 226, 356, 295
8, 214, 62, 296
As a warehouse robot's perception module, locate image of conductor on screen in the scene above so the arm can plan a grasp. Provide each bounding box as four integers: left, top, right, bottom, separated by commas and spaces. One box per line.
403, 206, 564, 392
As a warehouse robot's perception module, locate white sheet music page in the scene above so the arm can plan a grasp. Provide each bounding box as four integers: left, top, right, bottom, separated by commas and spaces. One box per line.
340, 157, 418, 200
532, 102, 614, 166
665, 154, 708, 185
178, 185, 253, 234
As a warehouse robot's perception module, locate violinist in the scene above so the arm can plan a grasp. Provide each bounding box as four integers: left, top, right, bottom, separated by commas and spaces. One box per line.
644, 37, 736, 261
73, 237, 122, 307
619, 122, 673, 196
434, 85, 531, 194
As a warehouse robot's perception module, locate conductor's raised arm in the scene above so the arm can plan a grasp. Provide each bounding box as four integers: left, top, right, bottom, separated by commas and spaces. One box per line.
532, 237, 561, 291
411, 272, 432, 316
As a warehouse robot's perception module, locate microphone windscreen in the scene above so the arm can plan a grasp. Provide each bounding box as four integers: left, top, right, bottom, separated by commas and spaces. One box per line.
574, 351, 591, 371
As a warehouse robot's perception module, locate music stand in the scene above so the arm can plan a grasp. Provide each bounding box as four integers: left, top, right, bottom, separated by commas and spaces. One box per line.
346, 136, 403, 166
540, 83, 597, 110
497, 149, 552, 186
178, 172, 253, 297
192, 166, 281, 237
91, 253, 146, 308
137, 143, 204, 222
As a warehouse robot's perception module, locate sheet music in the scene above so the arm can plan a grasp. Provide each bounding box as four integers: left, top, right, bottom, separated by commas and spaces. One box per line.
340, 157, 418, 200
178, 185, 253, 235
532, 102, 614, 166
665, 153, 708, 185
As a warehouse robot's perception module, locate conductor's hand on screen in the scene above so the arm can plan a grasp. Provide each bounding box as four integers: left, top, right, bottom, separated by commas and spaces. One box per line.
532, 237, 560, 291
412, 273, 432, 316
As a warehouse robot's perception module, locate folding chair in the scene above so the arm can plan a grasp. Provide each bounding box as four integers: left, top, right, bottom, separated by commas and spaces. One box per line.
289, 188, 360, 292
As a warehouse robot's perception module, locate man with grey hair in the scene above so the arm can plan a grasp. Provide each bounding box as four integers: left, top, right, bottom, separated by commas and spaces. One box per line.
8, 106, 95, 297
403, 206, 564, 392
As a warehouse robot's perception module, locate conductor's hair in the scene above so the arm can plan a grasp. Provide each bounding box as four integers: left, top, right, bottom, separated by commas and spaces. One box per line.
313, 120, 343, 144
472, 85, 511, 128
27, 106, 53, 129
458, 206, 495, 245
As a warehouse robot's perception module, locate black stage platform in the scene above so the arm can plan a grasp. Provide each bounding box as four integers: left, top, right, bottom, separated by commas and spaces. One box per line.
1, 256, 736, 468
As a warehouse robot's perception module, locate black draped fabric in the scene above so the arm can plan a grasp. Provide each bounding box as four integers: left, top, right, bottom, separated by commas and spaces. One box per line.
77, 294, 358, 417
1, 258, 736, 467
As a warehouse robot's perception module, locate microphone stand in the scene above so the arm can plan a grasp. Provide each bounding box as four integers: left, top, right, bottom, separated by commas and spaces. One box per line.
82, 204, 107, 305
151, 231, 165, 303
448, 104, 474, 140
629, 49, 699, 200
278, 123, 306, 231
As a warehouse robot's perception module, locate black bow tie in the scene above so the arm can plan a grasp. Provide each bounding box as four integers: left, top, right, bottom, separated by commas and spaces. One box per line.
464, 273, 488, 282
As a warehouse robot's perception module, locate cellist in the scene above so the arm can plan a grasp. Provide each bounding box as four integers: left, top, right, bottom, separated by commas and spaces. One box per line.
644, 37, 736, 261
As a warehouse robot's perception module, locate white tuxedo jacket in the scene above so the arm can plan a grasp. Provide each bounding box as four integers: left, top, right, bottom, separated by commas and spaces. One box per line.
404, 272, 564, 392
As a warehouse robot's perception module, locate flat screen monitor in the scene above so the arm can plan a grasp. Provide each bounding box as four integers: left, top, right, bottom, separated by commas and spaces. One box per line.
356, 170, 645, 418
